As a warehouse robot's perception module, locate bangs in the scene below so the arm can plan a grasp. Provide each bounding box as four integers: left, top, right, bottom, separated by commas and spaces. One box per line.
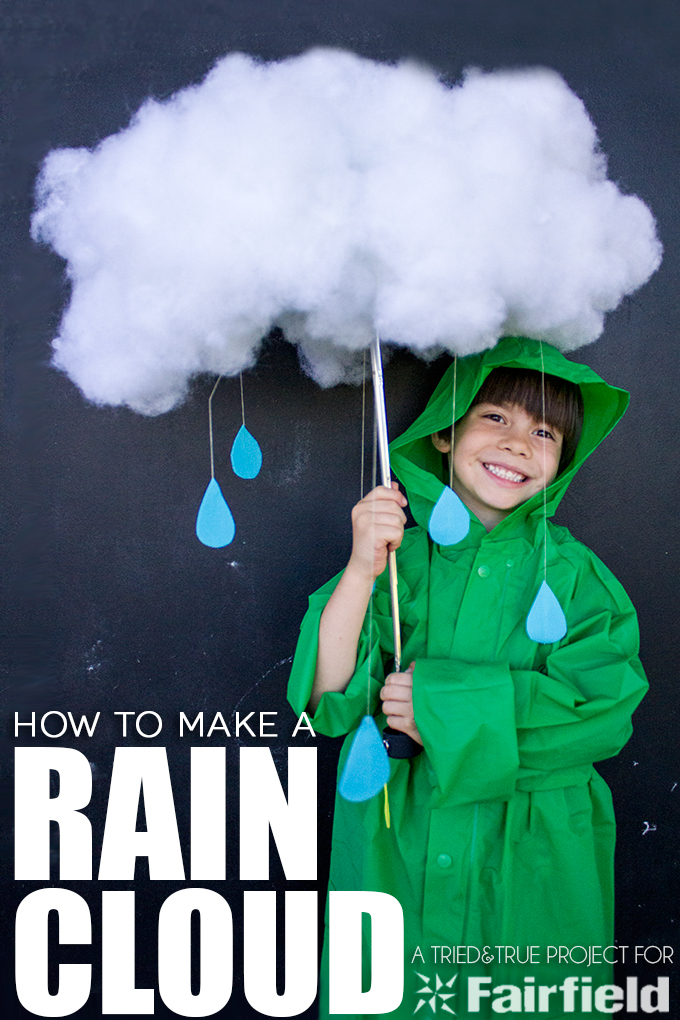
470, 367, 584, 469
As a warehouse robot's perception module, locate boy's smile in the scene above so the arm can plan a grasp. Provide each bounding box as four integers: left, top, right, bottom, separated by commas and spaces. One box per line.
432, 402, 563, 531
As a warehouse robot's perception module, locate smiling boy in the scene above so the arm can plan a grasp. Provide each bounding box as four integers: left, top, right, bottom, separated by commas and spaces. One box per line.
288, 336, 648, 1019
434, 400, 563, 528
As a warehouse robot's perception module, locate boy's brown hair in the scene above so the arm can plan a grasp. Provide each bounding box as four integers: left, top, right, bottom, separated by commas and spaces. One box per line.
442, 367, 584, 472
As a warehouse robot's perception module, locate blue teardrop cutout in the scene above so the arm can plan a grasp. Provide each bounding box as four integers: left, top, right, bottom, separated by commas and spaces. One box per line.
231, 424, 262, 479
338, 716, 391, 802
196, 478, 235, 548
526, 580, 567, 644
428, 486, 470, 545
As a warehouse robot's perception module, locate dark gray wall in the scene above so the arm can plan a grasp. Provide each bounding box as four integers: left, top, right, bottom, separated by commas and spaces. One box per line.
2, 1, 678, 1016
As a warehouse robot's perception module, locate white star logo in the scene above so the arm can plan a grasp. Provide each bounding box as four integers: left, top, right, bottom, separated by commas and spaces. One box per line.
413, 971, 458, 1014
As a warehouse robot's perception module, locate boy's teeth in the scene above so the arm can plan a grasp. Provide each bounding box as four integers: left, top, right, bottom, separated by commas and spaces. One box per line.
485, 463, 525, 482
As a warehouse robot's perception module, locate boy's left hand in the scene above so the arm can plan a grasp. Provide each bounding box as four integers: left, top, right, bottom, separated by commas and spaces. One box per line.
379, 662, 423, 746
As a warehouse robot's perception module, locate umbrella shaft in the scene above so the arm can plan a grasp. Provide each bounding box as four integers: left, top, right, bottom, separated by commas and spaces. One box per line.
370, 335, 402, 673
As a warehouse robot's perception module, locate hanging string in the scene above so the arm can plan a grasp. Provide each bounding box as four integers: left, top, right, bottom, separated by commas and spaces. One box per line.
239, 371, 246, 426
524, 340, 567, 644
360, 350, 367, 500
231, 370, 262, 479
208, 375, 223, 479
449, 355, 458, 490
372, 407, 378, 496
361, 348, 373, 718
366, 406, 378, 719
336, 348, 392, 824
539, 341, 548, 581
429, 353, 469, 547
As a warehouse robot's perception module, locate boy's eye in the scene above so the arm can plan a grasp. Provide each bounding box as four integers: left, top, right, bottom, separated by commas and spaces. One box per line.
483, 412, 505, 422
534, 427, 555, 441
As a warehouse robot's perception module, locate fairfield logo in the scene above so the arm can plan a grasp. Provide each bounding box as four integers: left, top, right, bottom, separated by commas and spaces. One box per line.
413, 971, 458, 1014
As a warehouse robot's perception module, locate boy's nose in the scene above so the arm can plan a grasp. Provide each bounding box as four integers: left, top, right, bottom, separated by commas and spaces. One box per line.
501, 429, 531, 455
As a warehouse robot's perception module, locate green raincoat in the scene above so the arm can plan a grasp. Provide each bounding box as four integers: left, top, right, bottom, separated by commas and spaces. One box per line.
287, 337, 647, 1018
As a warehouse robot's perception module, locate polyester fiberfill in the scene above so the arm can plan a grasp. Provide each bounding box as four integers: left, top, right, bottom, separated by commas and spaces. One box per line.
32, 50, 662, 414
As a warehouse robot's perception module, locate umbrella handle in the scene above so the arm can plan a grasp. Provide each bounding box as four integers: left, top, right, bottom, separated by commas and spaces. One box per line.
370, 334, 402, 673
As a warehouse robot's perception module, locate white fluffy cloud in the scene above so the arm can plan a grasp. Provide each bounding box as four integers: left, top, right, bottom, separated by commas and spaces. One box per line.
32, 49, 662, 414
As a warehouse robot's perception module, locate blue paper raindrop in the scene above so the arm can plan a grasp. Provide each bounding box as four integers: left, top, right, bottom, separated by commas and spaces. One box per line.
526, 580, 567, 644
196, 478, 235, 548
338, 716, 391, 802
428, 486, 470, 545
230, 424, 262, 479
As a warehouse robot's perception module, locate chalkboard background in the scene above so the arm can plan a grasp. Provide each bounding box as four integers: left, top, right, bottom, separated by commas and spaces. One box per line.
2, 1, 678, 1016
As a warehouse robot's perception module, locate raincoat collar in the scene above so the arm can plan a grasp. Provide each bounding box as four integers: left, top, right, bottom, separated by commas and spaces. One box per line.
389, 336, 629, 538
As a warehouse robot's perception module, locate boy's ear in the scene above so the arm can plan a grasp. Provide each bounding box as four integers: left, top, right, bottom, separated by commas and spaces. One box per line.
431, 432, 451, 454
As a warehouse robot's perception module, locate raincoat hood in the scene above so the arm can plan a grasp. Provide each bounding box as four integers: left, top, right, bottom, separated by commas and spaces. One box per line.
390, 336, 628, 534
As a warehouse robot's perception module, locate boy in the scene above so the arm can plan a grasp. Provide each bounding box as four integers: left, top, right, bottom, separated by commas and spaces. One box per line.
288, 336, 648, 1018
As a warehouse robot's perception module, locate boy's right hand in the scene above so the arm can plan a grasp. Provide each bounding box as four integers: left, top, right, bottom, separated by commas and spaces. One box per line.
347, 482, 407, 582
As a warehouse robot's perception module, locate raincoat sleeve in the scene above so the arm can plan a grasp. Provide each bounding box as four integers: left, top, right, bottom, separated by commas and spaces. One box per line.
287, 571, 392, 737
411, 551, 648, 804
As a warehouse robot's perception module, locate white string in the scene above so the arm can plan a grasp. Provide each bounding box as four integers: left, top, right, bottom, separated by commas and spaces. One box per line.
358, 349, 375, 716
360, 350, 367, 500
539, 341, 548, 581
239, 371, 246, 426
366, 404, 378, 717
208, 375, 223, 479
449, 355, 458, 489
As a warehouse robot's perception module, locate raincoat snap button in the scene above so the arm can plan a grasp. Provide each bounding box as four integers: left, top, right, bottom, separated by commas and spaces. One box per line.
477, 565, 490, 578
506, 558, 514, 568
436, 853, 452, 869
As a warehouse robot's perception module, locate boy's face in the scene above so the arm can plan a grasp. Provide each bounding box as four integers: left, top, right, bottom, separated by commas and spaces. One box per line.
431, 402, 564, 530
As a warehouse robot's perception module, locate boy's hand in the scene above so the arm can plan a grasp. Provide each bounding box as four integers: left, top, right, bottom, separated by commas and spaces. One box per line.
347, 482, 407, 582
379, 662, 423, 746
